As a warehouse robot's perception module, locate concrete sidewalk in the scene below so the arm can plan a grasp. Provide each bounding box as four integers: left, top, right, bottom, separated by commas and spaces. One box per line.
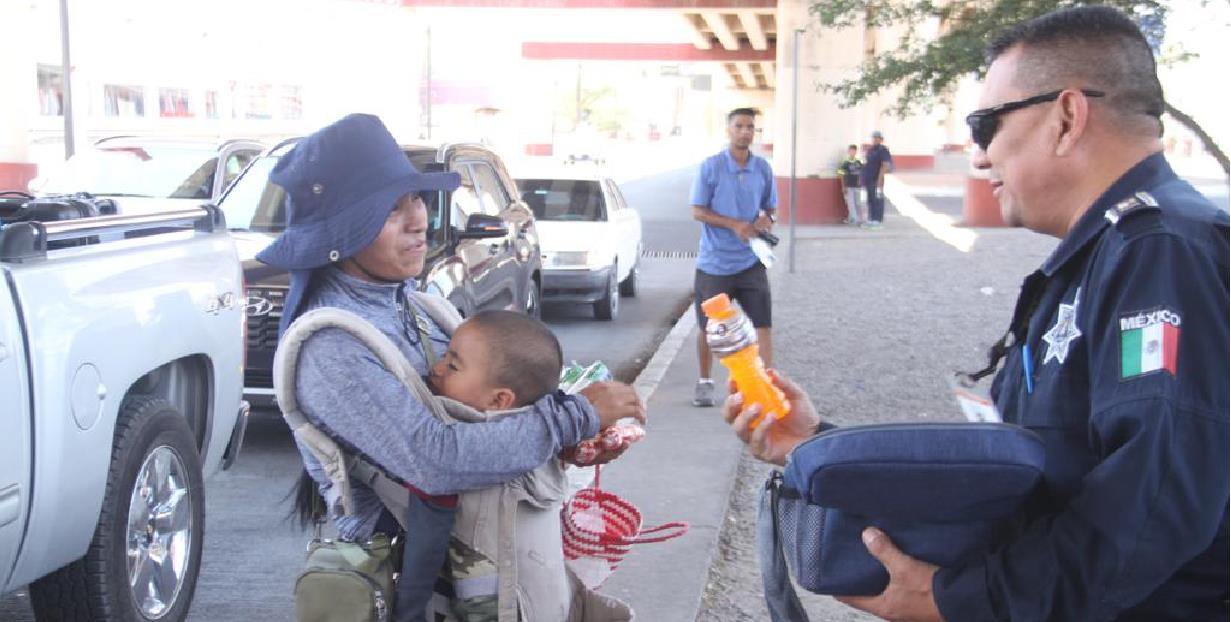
594, 313, 745, 621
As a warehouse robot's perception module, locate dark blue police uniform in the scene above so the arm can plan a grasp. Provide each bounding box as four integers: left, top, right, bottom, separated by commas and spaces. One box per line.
935, 153, 1230, 621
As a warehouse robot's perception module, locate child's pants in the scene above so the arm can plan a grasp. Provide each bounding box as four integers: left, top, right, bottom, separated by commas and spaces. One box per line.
396, 493, 457, 622
844, 187, 862, 222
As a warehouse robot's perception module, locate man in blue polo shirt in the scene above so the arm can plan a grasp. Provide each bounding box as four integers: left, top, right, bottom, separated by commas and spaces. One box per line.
689, 107, 777, 407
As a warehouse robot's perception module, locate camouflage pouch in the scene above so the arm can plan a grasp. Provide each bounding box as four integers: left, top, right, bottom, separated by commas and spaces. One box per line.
295, 533, 395, 622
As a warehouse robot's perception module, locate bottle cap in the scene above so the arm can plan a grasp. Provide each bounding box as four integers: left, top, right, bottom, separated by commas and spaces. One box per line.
701, 293, 736, 319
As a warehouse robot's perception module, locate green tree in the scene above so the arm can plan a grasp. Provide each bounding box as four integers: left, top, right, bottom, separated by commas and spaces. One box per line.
812, 0, 1229, 175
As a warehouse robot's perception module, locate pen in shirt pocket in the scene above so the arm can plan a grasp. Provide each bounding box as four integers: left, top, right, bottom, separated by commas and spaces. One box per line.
1021, 344, 1035, 394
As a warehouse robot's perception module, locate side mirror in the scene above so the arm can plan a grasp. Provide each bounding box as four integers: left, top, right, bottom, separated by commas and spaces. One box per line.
458, 213, 508, 239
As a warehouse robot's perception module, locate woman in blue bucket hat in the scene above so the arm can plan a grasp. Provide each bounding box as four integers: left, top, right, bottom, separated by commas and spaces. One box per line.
259, 113, 645, 619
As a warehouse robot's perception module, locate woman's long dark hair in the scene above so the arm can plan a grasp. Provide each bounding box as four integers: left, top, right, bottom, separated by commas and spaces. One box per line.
288, 468, 325, 530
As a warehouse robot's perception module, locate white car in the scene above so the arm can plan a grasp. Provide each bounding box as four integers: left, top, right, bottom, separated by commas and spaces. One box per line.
515, 168, 642, 320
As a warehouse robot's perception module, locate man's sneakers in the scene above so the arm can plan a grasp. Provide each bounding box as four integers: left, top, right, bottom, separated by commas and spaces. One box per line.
693, 378, 716, 407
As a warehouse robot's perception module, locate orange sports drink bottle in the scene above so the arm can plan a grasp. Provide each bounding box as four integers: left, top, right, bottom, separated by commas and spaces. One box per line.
701, 293, 789, 427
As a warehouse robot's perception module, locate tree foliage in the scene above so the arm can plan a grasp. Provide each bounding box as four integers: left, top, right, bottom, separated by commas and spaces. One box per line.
811, 0, 1228, 174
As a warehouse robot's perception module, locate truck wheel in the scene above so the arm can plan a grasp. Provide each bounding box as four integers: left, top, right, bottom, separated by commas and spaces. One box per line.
618, 254, 639, 298
593, 264, 619, 321
30, 396, 204, 622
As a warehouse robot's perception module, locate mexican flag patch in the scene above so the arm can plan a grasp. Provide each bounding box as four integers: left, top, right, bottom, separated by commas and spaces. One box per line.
1120, 309, 1181, 378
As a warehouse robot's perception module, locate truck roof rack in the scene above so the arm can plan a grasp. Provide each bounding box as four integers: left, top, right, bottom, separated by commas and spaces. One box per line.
0, 204, 223, 263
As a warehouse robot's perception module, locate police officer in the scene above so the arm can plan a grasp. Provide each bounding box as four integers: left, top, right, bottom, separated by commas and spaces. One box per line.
724, 6, 1228, 620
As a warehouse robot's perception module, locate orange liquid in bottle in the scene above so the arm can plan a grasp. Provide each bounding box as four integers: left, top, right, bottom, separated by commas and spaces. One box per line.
701, 294, 790, 427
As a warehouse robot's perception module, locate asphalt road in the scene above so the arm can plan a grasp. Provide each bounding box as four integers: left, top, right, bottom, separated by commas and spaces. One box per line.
0, 164, 704, 622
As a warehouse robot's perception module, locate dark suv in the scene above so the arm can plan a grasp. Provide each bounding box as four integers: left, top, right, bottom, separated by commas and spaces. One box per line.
219, 139, 542, 404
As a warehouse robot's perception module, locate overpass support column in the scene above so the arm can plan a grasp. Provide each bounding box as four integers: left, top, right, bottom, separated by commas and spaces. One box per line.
771, 0, 864, 224
0, 2, 37, 192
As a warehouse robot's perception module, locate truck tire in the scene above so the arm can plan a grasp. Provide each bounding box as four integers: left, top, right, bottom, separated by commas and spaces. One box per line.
618, 253, 639, 298
593, 263, 619, 321
30, 396, 204, 622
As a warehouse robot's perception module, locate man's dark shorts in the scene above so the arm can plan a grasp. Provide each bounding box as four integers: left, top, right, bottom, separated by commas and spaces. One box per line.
695, 263, 772, 329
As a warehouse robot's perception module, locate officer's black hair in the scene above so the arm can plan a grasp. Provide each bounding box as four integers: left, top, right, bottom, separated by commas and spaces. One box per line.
463, 309, 563, 408
727, 107, 759, 123
987, 5, 1164, 138
848, 144, 858, 151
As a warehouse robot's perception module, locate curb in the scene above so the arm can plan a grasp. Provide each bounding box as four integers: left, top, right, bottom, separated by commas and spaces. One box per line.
632, 296, 698, 403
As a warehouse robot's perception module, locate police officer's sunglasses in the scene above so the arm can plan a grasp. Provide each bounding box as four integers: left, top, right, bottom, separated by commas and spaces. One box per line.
965, 89, 1105, 151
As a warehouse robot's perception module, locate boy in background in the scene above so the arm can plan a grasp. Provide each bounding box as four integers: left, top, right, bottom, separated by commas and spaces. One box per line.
836, 144, 864, 225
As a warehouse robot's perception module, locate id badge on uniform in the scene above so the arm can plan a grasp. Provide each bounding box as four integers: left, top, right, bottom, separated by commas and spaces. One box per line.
947, 373, 1003, 423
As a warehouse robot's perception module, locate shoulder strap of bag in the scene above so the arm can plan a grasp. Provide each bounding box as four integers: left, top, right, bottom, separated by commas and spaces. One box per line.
408, 290, 464, 334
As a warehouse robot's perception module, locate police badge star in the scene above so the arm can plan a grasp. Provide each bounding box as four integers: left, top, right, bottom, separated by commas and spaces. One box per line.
1043, 288, 1082, 366
1119, 308, 1182, 378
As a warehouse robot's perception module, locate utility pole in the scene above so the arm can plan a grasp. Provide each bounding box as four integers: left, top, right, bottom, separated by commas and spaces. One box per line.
789, 28, 803, 273
424, 26, 432, 140
59, 0, 74, 158
574, 61, 582, 129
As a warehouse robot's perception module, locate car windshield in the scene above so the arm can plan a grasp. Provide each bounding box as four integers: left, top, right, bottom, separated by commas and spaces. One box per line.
34, 144, 219, 199
219, 148, 449, 249
517, 179, 606, 222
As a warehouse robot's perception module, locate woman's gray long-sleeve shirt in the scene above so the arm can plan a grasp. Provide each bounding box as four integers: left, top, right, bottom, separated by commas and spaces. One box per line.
293, 267, 599, 540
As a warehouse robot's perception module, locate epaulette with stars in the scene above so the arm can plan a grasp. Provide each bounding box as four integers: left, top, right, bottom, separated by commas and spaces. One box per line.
1104, 191, 1161, 225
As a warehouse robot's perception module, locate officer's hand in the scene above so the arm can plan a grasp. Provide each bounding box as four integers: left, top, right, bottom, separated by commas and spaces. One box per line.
722, 370, 820, 466
579, 381, 646, 427
836, 528, 943, 622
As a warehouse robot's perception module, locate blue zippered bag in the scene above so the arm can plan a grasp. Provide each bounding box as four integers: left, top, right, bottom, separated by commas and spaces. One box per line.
760, 422, 1044, 617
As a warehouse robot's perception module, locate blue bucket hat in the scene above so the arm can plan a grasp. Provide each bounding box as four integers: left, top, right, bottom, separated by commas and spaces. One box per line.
256, 113, 460, 334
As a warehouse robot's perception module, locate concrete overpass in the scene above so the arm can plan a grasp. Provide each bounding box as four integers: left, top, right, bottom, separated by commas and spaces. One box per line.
2, 0, 971, 223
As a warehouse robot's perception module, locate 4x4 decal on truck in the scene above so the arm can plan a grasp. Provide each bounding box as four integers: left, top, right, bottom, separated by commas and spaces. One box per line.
205, 291, 237, 315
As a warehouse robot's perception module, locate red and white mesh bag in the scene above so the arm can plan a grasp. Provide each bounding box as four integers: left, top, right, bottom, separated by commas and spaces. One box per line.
560, 465, 688, 588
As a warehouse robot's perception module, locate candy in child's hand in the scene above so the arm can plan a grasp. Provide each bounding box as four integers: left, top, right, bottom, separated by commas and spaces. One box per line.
599, 424, 645, 450
573, 440, 601, 465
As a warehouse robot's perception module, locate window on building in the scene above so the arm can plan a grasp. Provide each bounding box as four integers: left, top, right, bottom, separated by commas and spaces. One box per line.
159, 88, 193, 118
204, 91, 219, 119
239, 83, 274, 120
103, 85, 145, 117
281, 86, 303, 120
37, 65, 64, 116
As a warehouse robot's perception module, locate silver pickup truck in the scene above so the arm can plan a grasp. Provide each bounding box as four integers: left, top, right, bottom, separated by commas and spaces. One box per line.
0, 203, 249, 621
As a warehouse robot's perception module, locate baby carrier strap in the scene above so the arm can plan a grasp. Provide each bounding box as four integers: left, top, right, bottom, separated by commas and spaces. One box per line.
274, 306, 453, 520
